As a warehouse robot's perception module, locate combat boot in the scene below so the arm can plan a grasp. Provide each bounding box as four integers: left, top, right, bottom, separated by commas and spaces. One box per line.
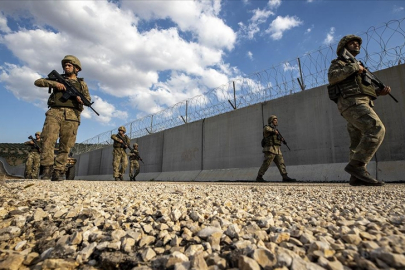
282, 174, 296, 182
41, 166, 53, 180
349, 176, 385, 186
114, 177, 120, 181
344, 160, 380, 184
51, 170, 63, 181
119, 175, 124, 181
256, 175, 265, 182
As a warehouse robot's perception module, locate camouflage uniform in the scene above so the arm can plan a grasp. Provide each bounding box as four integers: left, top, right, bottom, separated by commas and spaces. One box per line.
34, 55, 91, 181
327, 35, 387, 186
24, 132, 42, 179
257, 115, 296, 182
128, 143, 141, 181
111, 127, 131, 180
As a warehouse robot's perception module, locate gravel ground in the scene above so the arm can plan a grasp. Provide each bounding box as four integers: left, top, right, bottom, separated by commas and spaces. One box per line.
0, 179, 404, 270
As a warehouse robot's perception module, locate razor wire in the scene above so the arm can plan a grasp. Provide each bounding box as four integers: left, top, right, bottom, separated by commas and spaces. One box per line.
73, 17, 405, 155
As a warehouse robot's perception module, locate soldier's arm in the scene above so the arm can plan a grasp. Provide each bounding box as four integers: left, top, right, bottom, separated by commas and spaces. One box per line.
34, 78, 59, 88
80, 81, 91, 102
327, 61, 360, 85
24, 140, 34, 145
111, 134, 120, 142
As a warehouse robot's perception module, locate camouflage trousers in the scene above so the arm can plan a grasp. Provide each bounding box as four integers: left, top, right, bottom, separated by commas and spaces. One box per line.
341, 103, 385, 164
129, 160, 140, 178
113, 148, 128, 178
258, 151, 287, 177
40, 108, 79, 171
25, 152, 40, 179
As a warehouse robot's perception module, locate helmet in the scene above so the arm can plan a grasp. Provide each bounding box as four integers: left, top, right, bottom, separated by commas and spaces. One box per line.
336, 35, 362, 55
61, 55, 82, 71
118, 126, 126, 133
35, 131, 41, 136
268, 115, 277, 124
133, 143, 138, 147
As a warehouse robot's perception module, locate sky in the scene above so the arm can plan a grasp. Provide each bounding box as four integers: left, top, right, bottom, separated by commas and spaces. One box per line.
0, 0, 404, 143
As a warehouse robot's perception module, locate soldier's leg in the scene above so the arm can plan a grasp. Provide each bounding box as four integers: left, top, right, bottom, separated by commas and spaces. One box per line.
121, 152, 128, 175
113, 149, 120, 178
129, 160, 134, 178
41, 109, 62, 167
346, 122, 362, 161
273, 154, 296, 182
134, 161, 140, 178
31, 152, 41, 179
25, 153, 34, 178
257, 152, 275, 181
342, 104, 385, 185
55, 120, 78, 172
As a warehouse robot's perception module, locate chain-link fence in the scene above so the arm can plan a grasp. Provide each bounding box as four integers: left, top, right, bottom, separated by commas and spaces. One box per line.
73, 17, 405, 155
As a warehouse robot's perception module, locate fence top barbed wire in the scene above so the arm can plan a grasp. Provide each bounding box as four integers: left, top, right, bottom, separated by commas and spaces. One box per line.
73, 17, 405, 155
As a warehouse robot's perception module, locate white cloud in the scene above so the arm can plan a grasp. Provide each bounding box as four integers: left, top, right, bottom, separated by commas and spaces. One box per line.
266, 15, 303, 40
393, 6, 404, 12
0, 12, 11, 33
247, 51, 254, 60
90, 96, 128, 123
238, 8, 274, 40
323, 27, 335, 45
283, 62, 298, 72
268, 0, 281, 9
0, 0, 240, 127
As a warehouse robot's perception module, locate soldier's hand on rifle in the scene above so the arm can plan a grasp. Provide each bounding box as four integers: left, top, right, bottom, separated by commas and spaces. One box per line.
378, 86, 391, 96
357, 64, 365, 74
76, 96, 84, 104
54, 82, 66, 91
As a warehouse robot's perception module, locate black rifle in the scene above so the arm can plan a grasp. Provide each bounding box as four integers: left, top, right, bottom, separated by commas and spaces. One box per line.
341, 48, 398, 103
28, 135, 41, 153
116, 133, 144, 164
47, 70, 100, 115
270, 125, 291, 151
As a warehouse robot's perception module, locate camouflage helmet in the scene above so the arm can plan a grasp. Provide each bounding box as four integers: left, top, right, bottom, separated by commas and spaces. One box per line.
61, 55, 82, 71
336, 35, 362, 55
118, 126, 126, 133
268, 115, 278, 124
133, 143, 138, 147
35, 131, 41, 136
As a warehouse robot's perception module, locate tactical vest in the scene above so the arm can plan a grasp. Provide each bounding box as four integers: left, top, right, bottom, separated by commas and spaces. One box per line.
129, 151, 140, 160
262, 125, 282, 147
112, 134, 128, 149
47, 79, 85, 111
29, 140, 42, 153
328, 59, 377, 102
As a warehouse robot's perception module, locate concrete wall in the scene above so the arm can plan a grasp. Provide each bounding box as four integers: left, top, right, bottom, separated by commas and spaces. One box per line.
6, 65, 404, 182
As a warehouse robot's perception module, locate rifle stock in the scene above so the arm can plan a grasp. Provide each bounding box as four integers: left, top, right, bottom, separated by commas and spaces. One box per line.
47, 70, 100, 115
341, 49, 398, 103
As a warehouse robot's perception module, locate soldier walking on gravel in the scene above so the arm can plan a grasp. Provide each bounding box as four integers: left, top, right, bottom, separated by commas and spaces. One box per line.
24, 131, 42, 179
34, 55, 91, 181
327, 35, 391, 186
129, 143, 141, 181
256, 115, 296, 182
111, 126, 131, 181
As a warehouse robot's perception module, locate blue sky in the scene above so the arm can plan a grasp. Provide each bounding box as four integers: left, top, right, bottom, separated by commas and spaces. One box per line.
0, 0, 404, 143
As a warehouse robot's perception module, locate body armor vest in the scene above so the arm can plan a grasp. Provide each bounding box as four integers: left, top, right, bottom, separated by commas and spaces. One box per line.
47, 78, 85, 111
263, 125, 282, 147
328, 59, 377, 102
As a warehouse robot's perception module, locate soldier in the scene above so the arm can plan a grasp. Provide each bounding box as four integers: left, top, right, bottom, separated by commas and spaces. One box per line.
111, 126, 131, 181
24, 132, 42, 179
256, 115, 296, 182
327, 35, 391, 186
129, 143, 142, 181
34, 55, 91, 181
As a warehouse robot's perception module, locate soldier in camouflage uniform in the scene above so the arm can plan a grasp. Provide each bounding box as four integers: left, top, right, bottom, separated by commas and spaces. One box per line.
34, 55, 91, 181
128, 143, 142, 181
256, 115, 296, 182
111, 126, 131, 181
24, 131, 42, 179
327, 35, 391, 186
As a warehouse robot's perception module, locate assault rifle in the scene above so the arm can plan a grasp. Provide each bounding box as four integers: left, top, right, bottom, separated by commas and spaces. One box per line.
116, 133, 144, 164
28, 135, 41, 153
47, 70, 100, 115
341, 48, 398, 103
270, 125, 291, 151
